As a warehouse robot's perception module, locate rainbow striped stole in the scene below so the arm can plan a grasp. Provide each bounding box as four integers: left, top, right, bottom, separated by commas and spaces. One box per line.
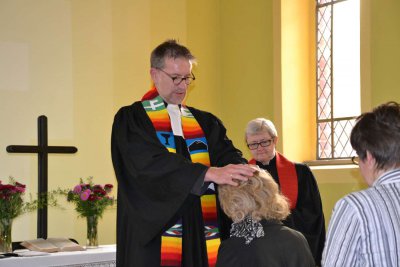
142, 88, 220, 266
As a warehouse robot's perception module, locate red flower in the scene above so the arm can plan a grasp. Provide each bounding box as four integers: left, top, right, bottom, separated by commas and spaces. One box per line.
104, 184, 113, 193
15, 182, 26, 188
0, 178, 27, 220
15, 186, 25, 193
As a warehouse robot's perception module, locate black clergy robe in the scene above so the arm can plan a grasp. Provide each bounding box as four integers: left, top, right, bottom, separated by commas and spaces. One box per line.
255, 156, 326, 266
111, 101, 245, 267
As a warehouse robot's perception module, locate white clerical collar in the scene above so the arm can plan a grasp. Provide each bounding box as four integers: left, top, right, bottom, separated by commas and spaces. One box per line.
166, 104, 183, 137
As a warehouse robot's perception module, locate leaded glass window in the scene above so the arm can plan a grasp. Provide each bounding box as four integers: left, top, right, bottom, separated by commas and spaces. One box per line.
316, 0, 360, 159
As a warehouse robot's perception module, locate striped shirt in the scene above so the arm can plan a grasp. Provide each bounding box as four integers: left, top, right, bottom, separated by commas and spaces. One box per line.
322, 168, 400, 267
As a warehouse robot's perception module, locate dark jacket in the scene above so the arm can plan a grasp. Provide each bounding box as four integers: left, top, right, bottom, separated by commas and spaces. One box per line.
216, 219, 315, 267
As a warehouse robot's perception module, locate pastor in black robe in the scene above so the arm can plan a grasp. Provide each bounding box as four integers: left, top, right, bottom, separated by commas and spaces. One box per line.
111, 101, 246, 267
255, 156, 325, 266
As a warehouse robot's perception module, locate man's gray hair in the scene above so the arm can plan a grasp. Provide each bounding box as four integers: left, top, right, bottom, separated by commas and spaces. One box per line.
150, 39, 196, 69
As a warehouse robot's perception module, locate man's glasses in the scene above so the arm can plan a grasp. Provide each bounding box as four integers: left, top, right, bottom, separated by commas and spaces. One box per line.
247, 139, 274, 150
351, 156, 359, 165
157, 68, 196, 85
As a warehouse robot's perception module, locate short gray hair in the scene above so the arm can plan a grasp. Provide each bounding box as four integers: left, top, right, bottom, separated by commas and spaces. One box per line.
245, 118, 278, 139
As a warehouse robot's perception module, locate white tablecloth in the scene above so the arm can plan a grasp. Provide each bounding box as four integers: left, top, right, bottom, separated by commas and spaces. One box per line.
0, 244, 116, 267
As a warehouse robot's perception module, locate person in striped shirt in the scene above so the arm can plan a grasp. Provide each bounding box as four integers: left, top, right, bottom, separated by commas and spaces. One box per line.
322, 101, 400, 267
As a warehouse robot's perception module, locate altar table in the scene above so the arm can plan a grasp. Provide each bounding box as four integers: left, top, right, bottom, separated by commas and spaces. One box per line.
0, 244, 116, 267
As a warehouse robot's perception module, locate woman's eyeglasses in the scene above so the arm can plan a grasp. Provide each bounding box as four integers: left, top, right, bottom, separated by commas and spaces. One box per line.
247, 139, 274, 150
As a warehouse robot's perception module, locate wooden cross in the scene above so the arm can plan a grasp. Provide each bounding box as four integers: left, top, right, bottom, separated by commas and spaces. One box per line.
6, 115, 78, 239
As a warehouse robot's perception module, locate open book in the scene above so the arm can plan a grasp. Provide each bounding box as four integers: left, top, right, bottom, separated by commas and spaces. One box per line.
20, 237, 85, 253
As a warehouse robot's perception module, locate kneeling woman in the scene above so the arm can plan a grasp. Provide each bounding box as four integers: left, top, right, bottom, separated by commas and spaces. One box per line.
216, 169, 315, 267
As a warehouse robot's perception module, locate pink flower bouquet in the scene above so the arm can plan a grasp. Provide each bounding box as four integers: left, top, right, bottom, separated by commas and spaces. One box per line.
66, 177, 114, 218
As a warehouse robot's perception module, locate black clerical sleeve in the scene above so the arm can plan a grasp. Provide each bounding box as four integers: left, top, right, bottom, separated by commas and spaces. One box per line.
111, 102, 245, 266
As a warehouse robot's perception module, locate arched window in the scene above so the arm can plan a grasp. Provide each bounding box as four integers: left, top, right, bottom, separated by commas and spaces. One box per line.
316, 0, 360, 159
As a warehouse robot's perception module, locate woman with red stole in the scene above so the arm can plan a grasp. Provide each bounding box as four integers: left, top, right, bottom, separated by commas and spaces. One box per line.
245, 118, 325, 266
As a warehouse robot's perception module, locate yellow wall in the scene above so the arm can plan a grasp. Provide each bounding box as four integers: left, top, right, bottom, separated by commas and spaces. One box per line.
370, 0, 400, 106
1, 0, 400, 245
280, 0, 316, 161
219, 0, 274, 158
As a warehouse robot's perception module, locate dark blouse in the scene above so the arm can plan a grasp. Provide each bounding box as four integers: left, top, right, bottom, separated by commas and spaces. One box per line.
216, 219, 315, 267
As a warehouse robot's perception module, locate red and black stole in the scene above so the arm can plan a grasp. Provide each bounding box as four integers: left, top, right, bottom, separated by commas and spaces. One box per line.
249, 152, 298, 209
142, 87, 220, 266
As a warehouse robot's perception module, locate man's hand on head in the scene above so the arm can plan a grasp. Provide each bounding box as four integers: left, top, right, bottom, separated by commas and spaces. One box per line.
204, 164, 256, 186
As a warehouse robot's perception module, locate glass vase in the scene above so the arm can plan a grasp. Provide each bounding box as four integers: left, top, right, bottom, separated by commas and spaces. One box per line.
0, 218, 13, 253
86, 215, 98, 248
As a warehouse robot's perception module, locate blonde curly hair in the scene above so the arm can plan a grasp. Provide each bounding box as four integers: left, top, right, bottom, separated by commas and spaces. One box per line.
218, 169, 290, 222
